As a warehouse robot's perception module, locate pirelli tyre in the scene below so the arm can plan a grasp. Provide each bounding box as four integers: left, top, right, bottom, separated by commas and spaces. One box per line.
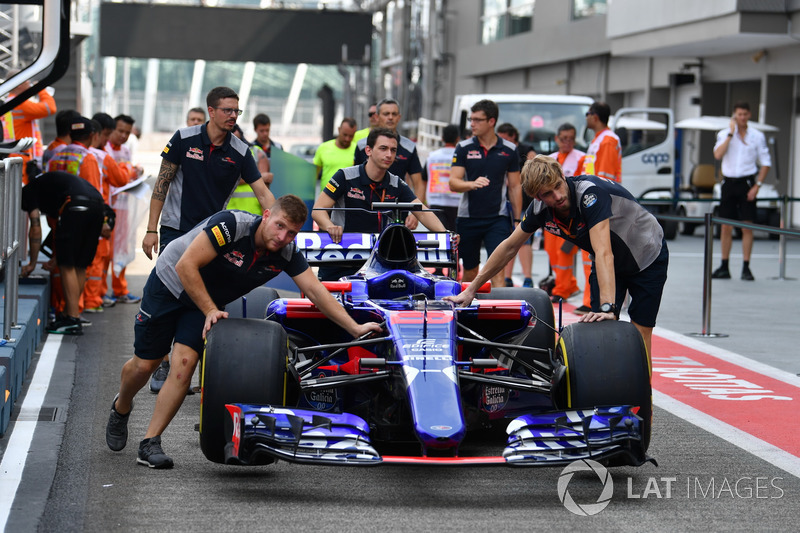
478, 287, 556, 369
224, 287, 280, 319
551, 320, 652, 451
200, 318, 288, 464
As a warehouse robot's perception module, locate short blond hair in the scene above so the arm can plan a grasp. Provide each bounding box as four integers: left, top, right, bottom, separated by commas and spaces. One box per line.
521, 154, 565, 198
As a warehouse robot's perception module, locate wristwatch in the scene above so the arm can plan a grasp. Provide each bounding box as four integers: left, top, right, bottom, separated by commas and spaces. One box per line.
599, 302, 617, 314
755, 182, 762, 188
727, 133, 734, 137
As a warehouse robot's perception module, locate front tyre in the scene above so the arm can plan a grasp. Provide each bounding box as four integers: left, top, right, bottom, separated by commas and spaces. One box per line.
200, 318, 289, 463
552, 321, 652, 451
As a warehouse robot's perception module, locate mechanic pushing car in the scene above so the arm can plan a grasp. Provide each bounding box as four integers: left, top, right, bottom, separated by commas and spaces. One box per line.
448, 154, 669, 362
105, 195, 383, 469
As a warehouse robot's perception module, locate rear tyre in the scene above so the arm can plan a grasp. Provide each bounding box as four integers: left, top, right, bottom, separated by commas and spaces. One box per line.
478, 287, 556, 368
552, 321, 652, 451
200, 318, 288, 463
224, 287, 280, 319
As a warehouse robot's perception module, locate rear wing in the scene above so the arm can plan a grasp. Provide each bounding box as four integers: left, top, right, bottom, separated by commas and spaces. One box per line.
294, 231, 455, 268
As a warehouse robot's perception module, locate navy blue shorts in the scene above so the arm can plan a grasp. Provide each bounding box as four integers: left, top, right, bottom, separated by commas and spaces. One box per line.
588, 238, 669, 328
133, 271, 206, 359
456, 216, 513, 270
719, 176, 757, 222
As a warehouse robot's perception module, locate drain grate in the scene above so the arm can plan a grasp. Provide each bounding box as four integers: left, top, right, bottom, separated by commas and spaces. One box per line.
17, 407, 58, 422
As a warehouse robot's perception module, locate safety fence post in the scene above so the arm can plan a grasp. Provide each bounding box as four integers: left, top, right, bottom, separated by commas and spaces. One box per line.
688, 212, 727, 338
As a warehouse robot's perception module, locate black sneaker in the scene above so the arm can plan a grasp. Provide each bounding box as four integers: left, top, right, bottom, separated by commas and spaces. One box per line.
711, 266, 731, 279
47, 316, 83, 335
79, 316, 92, 327
149, 360, 170, 394
573, 305, 591, 315
137, 436, 174, 469
106, 394, 132, 451
741, 267, 755, 281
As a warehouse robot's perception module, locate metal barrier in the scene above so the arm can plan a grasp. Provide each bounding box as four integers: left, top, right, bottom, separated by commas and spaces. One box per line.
1, 157, 24, 341
648, 197, 800, 338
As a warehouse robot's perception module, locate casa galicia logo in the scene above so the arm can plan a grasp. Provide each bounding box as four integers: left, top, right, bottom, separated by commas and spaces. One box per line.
557, 459, 614, 516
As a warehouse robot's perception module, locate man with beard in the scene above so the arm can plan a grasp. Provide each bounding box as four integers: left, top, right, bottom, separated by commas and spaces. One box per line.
140, 86, 275, 393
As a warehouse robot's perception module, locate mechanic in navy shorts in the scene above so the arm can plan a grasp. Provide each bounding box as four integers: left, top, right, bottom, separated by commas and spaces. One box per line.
21, 171, 107, 335
105, 195, 382, 469
448, 99, 522, 287
313, 127, 452, 281
140, 86, 276, 393
449, 155, 668, 364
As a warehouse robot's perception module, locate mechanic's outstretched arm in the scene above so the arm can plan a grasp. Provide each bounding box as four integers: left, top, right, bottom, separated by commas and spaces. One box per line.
294, 269, 383, 338
445, 224, 532, 306
250, 175, 275, 213
311, 193, 343, 243
580, 219, 616, 323
142, 160, 178, 259
175, 232, 227, 338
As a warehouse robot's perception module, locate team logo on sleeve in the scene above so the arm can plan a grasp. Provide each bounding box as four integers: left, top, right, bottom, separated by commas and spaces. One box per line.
211, 225, 226, 246
582, 193, 597, 208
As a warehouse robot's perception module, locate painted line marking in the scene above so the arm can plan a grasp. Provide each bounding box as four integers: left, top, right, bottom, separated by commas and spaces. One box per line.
0, 335, 62, 529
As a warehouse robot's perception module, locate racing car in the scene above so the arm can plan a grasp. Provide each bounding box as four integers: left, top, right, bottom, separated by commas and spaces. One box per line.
198, 203, 654, 468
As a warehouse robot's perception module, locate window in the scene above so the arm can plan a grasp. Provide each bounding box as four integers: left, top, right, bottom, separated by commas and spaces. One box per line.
572, 0, 607, 20
481, 0, 534, 45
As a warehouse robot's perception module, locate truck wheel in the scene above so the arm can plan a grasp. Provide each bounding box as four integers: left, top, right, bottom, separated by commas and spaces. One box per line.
661, 211, 678, 241
768, 210, 780, 241
478, 287, 555, 368
200, 318, 288, 463
224, 287, 280, 319
678, 207, 696, 236
552, 321, 652, 451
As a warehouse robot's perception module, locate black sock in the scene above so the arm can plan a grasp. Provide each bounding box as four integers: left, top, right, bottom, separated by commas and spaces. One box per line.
720, 259, 729, 270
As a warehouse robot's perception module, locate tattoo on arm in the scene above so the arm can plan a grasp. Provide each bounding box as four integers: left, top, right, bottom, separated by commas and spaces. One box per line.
153, 161, 178, 202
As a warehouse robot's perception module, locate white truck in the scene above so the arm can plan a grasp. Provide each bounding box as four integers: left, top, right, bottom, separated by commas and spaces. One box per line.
418, 95, 680, 238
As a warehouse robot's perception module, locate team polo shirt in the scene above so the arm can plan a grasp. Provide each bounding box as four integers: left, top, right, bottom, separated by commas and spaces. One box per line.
313, 138, 357, 188
353, 135, 423, 178
520, 176, 663, 275
160, 124, 260, 232
22, 171, 104, 217
322, 164, 416, 233
156, 210, 309, 308
452, 135, 520, 218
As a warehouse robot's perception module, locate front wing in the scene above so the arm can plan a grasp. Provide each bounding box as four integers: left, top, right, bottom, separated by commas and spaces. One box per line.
222, 404, 653, 468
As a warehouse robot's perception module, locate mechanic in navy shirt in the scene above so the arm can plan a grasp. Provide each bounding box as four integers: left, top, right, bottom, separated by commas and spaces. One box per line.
353, 98, 424, 226
312, 127, 451, 280
449, 154, 668, 362
106, 195, 382, 468
141, 86, 274, 259
448, 99, 522, 288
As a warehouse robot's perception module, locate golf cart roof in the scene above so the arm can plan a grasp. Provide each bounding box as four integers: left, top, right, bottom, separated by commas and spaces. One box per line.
674, 116, 778, 132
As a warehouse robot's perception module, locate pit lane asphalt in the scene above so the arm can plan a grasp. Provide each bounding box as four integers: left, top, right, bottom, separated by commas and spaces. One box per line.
4, 232, 800, 532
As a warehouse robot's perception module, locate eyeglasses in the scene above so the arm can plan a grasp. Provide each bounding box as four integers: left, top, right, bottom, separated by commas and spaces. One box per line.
368, 111, 376, 117
468, 117, 487, 123
215, 107, 243, 116
585, 111, 596, 117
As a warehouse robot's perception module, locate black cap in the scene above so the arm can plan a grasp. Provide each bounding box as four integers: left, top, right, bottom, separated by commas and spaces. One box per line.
70, 116, 93, 132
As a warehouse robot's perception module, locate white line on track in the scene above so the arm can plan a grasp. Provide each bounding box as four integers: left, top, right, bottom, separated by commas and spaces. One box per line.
0, 335, 62, 530
653, 326, 800, 387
